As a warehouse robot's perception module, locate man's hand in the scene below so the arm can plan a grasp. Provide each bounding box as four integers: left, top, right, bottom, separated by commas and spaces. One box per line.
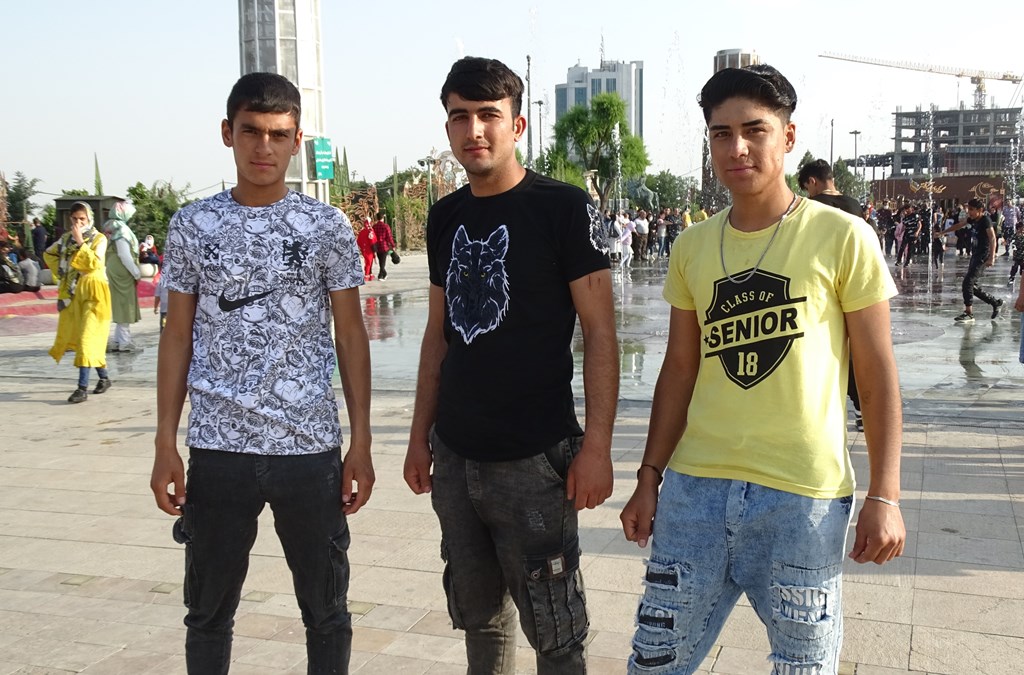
620, 479, 659, 548
342, 447, 374, 515
849, 500, 905, 564
403, 441, 433, 494
565, 443, 612, 510
150, 443, 186, 516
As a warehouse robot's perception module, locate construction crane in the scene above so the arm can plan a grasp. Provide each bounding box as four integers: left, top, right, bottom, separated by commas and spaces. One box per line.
820, 52, 1022, 110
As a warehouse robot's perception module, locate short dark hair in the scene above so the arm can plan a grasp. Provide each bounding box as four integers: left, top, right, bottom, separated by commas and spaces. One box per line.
797, 159, 833, 189
698, 64, 798, 124
226, 72, 301, 128
966, 198, 985, 210
440, 57, 524, 118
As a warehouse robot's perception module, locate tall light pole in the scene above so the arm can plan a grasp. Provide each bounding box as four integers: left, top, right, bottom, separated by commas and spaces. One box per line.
526, 55, 533, 168
849, 129, 861, 200
849, 130, 861, 180
534, 100, 545, 157
829, 119, 834, 166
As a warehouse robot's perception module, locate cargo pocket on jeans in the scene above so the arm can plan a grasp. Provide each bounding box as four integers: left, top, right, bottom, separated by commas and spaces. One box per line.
439, 539, 466, 630
523, 537, 588, 654
325, 528, 351, 610
171, 505, 198, 610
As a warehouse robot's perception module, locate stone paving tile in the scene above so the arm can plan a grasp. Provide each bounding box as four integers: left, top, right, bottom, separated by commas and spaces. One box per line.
381, 631, 464, 661
910, 625, 1024, 675
916, 507, 1019, 541
354, 653, 433, 674
916, 531, 1024, 568
710, 645, 772, 674
840, 618, 912, 669
357, 605, 429, 632
844, 582, 914, 624
912, 589, 1024, 638
232, 639, 308, 670
913, 558, 1024, 599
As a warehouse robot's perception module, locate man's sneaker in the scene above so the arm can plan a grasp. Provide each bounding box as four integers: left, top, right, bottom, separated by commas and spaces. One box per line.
118, 343, 140, 353
68, 387, 88, 404
992, 299, 1004, 319
954, 312, 975, 324
93, 378, 112, 394
855, 411, 863, 432
105, 344, 119, 353
379, 270, 387, 280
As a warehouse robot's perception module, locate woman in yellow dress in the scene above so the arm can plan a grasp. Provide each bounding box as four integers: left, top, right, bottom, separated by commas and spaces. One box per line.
44, 202, 113, 403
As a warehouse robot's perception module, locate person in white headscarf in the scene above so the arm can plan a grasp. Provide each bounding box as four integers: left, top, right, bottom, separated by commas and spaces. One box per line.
102, 200, 142, 352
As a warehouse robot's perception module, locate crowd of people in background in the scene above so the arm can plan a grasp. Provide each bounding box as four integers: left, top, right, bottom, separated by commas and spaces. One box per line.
604, 204, 702, 268
873, 197, 1024, 273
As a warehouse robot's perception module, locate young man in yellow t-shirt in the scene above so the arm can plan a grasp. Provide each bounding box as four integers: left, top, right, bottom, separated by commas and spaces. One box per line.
620, 64, 905, 675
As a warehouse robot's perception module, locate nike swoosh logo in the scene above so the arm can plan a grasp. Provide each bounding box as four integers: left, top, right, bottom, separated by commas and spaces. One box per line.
218, 289, 273, 312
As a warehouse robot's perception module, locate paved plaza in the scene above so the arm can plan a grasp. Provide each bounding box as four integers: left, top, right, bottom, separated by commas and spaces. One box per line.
0, 251, 1022, 674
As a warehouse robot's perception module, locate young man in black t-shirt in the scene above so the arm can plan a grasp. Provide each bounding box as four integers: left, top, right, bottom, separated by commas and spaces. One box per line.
939, 197, 1003, 323
404, 57, 618, 674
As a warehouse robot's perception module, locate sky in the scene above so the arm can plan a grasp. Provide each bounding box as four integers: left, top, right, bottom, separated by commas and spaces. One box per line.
4, 0, 1023, 212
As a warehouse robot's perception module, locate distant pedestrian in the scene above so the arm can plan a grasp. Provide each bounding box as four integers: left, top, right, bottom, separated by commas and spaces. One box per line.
139, 234, 161, 268
43, 202, 112, 403
939, 198, 1003, 323
1008, 223, 1024, 284
103, 201, 142, 352
356, 216, 377, 281
31, 218, 47, 257
153, 272, 169, 332
0, 242, 24, 294
371, 212, 396, 280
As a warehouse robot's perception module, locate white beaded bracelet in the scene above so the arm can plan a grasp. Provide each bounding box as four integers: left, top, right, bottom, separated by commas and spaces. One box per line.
865, 495, 900, 508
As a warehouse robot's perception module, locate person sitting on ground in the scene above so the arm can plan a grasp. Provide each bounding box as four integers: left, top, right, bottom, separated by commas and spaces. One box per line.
16, 248, 42, 292
139, 235, 161, 268
0, 242, 25, 294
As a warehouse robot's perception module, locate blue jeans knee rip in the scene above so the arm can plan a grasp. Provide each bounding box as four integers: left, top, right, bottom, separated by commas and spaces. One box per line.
768, 561, 842, 674
630, 557, 692, 671
523, 538, 588, 655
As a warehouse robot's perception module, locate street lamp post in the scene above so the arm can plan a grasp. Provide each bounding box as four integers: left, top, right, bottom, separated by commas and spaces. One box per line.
849, 129, 861, 199
418, 155, 436, 207
526, 55, 533, 168
534, 100, 545, 157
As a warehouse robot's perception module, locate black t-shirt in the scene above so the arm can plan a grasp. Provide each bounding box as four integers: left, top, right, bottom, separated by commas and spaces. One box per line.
969, 214, 994, 264
810, 193, 862, 218
426, 170, 611, 461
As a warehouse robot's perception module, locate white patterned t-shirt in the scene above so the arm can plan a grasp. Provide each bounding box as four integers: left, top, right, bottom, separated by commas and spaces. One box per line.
162, 190, 363, 455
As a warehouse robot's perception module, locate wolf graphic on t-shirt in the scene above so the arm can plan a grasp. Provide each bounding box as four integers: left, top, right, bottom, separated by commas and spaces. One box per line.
445, 224, 510, 344
587, 204, 610, 254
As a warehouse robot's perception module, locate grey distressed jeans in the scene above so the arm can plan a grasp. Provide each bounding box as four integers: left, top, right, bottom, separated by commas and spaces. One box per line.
429, 429, 589, 675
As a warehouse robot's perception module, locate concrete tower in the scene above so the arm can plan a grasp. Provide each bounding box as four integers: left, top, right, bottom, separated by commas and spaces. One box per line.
239, 0, 331, 202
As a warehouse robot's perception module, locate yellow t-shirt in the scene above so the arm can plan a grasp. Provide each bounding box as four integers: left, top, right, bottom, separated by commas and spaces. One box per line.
663, 198, 897, 499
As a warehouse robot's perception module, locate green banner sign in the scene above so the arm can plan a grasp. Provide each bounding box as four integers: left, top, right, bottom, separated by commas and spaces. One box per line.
312, 137, 334, 180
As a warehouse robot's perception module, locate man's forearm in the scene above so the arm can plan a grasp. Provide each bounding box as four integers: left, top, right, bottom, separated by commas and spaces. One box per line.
853, 351, 902, 499
409, 329, 447, 444
336, 326, 372, 448
581, 324, 619, 446
155, 333, 192, 449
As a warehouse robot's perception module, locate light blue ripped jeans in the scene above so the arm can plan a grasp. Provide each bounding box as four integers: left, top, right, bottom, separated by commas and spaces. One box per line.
629, 472, 854, 675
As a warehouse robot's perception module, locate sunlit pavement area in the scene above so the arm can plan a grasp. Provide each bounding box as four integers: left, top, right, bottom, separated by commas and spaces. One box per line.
0, 251, 1022, 674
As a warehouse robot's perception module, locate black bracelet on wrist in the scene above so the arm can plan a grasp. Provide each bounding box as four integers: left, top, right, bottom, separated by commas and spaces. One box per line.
637, 463, 663, 485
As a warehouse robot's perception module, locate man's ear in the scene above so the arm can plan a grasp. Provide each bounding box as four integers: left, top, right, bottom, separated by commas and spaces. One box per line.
221, 119, 233, 148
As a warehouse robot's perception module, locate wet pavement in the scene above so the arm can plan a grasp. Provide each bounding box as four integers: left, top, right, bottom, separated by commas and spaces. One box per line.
0, 250, 1022, 673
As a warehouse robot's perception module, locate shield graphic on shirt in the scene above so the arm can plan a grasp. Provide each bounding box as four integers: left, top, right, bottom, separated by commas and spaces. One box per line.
702, 269, 807, 389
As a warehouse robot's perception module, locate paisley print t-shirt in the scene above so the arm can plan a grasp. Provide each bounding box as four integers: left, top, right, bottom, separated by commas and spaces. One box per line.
162, 190, 363, 455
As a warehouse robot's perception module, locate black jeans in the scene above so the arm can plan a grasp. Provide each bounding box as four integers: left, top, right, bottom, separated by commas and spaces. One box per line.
375, 250, 388, 278
430, 430, 589, 674
176, 448, 352, 674
962, 262, 999, 309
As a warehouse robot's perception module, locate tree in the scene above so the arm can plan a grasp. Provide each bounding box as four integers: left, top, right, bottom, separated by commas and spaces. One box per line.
551, 93, 649, 209
126, 181, 191, 248
3, 172, 41, 222
645, 170, 699, 209
534, 149, 587, 191
832, 158, 866, 202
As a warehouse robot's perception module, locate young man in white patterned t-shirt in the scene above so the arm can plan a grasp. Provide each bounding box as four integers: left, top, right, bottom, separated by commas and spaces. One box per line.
151, 72, 373, 674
